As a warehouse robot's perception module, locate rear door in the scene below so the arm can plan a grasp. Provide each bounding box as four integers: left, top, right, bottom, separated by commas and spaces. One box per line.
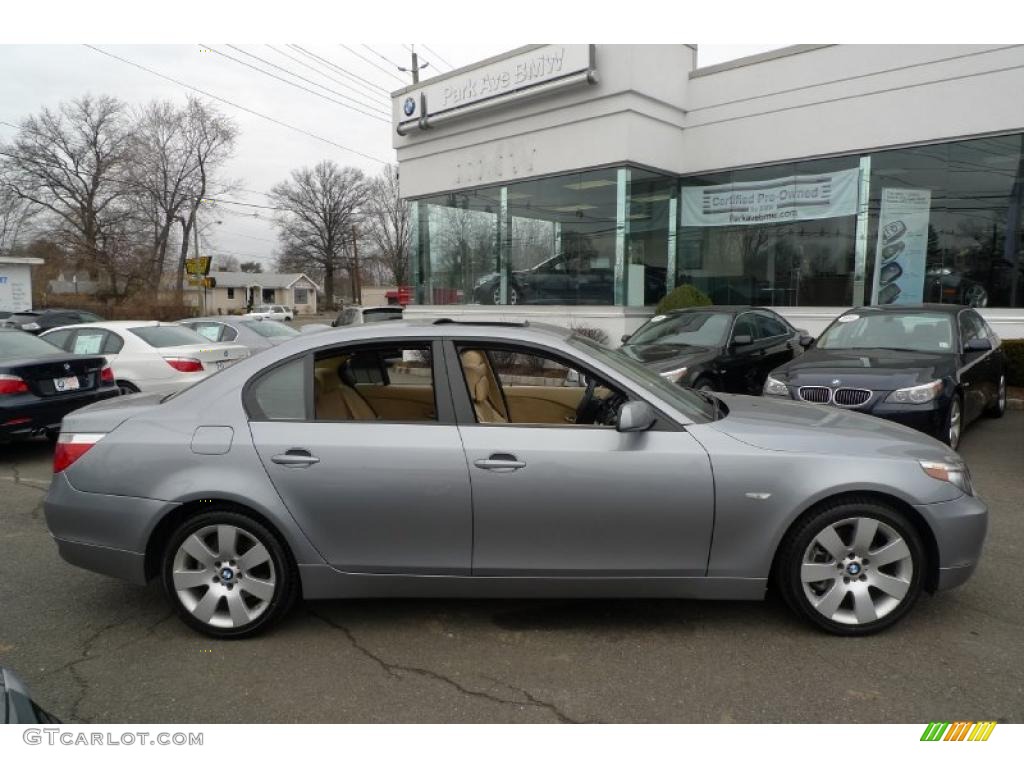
247, 340, 473, 574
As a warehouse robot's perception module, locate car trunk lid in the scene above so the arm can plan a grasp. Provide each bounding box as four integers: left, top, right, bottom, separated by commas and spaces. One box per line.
4, 354, 108, 397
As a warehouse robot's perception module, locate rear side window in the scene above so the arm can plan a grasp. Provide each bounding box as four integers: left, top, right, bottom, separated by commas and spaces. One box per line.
732, 314, 759, 341
248, 358, 307, 420
130, 325, 207, 348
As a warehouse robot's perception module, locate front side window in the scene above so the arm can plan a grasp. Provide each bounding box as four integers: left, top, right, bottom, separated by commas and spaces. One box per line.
958, 311, 988, 348
456, 344, 626, 427
818, 312, 954, 353
731, 313, 759, 342
314, 344, 435, 422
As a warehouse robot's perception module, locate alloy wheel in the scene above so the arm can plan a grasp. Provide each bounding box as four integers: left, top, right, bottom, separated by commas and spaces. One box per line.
800, 516, 914, 626
963, 284, 988, 308
948, 397, 962, 448
998, 375, 1006, 412
171, 524, 277, 630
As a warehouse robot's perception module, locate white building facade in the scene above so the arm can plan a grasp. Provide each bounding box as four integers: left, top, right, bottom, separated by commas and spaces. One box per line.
391, 44, 1024, 338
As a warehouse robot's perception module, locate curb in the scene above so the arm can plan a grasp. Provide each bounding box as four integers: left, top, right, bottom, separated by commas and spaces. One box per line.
1008, 398, 1024, 411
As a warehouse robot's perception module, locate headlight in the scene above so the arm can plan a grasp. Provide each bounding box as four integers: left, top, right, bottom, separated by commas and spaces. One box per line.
886, 379, 943, 404
919, 460, 973, 495
659, 366, 688, 383
763, 376, 789, 397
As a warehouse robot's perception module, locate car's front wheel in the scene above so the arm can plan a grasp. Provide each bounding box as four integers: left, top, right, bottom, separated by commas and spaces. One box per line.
986, 374, 1006, 418
161, 511, 298, 638
776, 498, 925, 636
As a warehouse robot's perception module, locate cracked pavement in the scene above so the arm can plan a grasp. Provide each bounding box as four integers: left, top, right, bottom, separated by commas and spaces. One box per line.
0, 414, 1022, 723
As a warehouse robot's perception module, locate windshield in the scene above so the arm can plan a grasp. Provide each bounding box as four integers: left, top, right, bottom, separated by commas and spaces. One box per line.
0, 331, 65, 359
628, 311, 732, 347
568, 335, 717, 422
818, 312, 954, 353
130, 325, 209, 348
241, 320, 300, 338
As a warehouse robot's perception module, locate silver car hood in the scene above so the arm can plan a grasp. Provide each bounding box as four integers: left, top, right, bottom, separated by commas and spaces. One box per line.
709, 394, 958, 463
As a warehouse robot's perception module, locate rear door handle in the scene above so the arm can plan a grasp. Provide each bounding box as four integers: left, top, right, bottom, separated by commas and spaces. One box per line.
474, 453, 526, 472
271, 449, 320, 467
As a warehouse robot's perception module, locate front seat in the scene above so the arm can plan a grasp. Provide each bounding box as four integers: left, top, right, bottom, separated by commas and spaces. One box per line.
460, 350, 508, 424
336, 360, 378, 421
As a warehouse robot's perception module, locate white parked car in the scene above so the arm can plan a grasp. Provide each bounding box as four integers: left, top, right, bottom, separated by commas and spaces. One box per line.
245, 304, 293, 322
40, 321, 250, 396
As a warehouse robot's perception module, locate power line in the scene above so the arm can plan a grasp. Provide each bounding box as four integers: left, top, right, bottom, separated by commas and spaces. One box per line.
200, 43, 389, 123
421, 44, 454, 71
82, 45, 389, 165
265, 44, 389, 108
284, 45, 390, 101
337, 44, 406, 86
363, 44, 404, 70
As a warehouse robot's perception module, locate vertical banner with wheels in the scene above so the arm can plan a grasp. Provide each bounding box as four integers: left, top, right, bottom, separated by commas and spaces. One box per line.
871, 188, 931, 305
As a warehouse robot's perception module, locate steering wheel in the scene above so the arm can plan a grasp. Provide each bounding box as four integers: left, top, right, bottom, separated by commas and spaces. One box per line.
574, 378, 601, 425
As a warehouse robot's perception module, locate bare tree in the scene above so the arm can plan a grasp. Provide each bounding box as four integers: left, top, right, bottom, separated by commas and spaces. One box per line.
269, 161, 366, 309
239, 260, 263, 274
0, 187, 37, 256
0, 95, 134, 294
214, 254, 241, 271
362, 164, 410, 286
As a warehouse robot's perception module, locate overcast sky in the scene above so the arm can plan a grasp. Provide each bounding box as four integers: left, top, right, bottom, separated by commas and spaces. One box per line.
0, 44, 781, 269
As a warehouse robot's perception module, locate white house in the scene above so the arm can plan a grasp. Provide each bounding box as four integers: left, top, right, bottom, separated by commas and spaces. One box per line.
187, 272, 320, 315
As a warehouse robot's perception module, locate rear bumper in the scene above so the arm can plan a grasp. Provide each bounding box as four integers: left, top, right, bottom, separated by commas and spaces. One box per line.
915, 493, 988, 591
0, 387, 119, 438
53, 536, 147, 584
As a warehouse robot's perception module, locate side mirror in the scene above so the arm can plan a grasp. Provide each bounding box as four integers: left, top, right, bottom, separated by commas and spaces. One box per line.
620, 333, 631, 344
964, 337, 992, 352
731, 334, 753, 347
616, 401, 656, 433
799, 334, 815, 348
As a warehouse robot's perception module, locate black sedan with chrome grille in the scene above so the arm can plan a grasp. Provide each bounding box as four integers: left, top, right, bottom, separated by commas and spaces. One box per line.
0, 329, 119, 442
763, 304, 1006, 450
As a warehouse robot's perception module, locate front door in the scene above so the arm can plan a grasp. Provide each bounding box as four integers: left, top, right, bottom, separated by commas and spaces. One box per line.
450, 342, 715, 576
248, 343, 472, 574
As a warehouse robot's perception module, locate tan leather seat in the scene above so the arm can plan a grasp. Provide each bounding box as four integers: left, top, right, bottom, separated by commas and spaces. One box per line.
460, 350, 508, 424
314, 361, 377, 421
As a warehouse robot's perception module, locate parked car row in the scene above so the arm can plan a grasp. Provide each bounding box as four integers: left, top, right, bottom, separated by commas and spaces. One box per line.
623, 303, 1006, 450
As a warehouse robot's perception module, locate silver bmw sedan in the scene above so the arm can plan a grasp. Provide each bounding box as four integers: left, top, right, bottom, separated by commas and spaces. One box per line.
44, 320, 987, 638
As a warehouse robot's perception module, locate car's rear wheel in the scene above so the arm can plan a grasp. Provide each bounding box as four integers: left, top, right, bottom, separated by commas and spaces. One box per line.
161, 511, 297, 638
944, 393, 963, 449
776, 498, 925, 636
117, 380, 139, 396
986, 374, 1006, 418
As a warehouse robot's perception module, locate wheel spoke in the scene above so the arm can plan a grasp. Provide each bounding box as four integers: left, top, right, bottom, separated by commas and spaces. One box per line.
240, 576, 275, 602
225, 591, 251, 626
814, 526, 847, 560
852, 518, 878, 556
813, 582, 846, 619
870, 571, 910, 600
852, 586, 878, 624
871, 538, 910, 567
216, 525, 238, 560
173, 568, 211, 590
181, 534, 217, 567
800, 563, 838, 584
237, 542, 271, 572
191, 589, 221, 624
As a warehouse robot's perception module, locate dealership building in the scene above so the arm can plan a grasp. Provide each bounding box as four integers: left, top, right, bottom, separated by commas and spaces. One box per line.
391, 44, 1024, 338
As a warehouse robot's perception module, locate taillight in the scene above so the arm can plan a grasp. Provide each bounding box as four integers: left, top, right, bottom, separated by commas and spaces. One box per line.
100, 366, 114, 383
164, 357, 204, 373
53, 433, 105, 473
0, 374, 29, 395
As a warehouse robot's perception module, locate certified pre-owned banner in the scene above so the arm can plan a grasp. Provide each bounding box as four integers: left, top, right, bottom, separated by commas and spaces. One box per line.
681, 168, 860, 227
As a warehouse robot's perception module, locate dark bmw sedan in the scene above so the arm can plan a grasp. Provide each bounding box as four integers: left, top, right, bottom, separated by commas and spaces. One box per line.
0, 329, 118, 441
620, 306, 813, 394
763, 304, 1006, 449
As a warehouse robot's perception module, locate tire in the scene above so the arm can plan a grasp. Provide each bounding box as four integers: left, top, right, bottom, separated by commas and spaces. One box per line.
985, 373, 1006, 419
775, 497, 925, 636
117, 380, 139, 396
691, 375, 715, 393
943, 393, 963, 450
161, 510, 298, 639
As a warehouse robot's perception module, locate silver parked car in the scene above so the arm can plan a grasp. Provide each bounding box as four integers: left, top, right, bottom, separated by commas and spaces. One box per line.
178, 316, 301, 354
44, 321, 987, 638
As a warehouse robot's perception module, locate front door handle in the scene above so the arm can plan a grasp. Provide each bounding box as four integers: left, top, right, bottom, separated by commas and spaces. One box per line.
271, 449, 320, 467
474, 453, 526, 472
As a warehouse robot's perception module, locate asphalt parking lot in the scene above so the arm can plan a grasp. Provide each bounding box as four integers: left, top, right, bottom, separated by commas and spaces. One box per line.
1, 413, 1021, 724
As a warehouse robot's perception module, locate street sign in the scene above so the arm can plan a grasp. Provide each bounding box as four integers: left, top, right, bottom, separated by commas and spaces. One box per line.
187, 276, 217, 288
184, 256, 212, 276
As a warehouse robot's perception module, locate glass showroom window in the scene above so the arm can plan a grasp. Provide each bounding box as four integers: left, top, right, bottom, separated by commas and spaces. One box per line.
868, 133, 1024, 308
678, 157, 861, 307
625, 169, 676, 306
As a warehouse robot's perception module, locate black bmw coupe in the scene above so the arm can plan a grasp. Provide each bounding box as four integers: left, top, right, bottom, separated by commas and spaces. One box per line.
763, 304, 1006, 449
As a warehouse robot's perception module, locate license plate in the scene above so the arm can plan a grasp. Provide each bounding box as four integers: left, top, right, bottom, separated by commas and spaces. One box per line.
53, 375, 80, 392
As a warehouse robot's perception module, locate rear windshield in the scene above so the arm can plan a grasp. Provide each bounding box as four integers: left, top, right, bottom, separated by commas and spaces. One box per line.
363, 308, 403, 323
130, 325, 208, 348
0, 331, 65, 359
241, 320, 300, 338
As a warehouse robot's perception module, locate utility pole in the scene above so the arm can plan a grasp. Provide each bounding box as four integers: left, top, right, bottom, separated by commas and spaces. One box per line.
193, 197, 204, 315
402, 44, 429, 84
351, 224, 362, 305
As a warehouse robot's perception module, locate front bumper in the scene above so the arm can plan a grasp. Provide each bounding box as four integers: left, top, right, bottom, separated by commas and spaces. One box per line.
0, 387, 119, 438
915, 493, 988, 592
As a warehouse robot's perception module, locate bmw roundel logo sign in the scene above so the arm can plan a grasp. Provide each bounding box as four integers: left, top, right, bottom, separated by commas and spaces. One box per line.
403, 97, 416, 117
